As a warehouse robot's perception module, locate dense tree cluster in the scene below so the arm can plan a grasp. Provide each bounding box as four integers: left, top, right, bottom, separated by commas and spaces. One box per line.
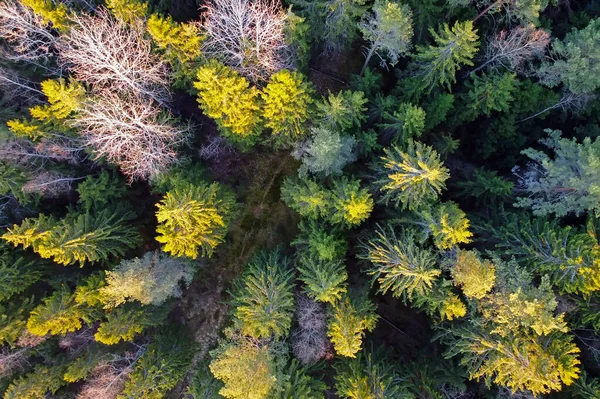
1, 0, 600, 398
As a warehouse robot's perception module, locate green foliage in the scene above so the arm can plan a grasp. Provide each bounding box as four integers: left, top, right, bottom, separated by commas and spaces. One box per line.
100, 250, 196, 308
361, 226, 440, 300
328, 292, 379, 357
330, 176, 374, 227
194, 61, 262, 147
155, 182, 235, 259
281, 177, 331, 219
119, 328, 194, 399
538, 18, 600, 94
185, 361, 223, 399
455, 167, 514, 207
210, 335, 286, 399
464, 72, 517, 118
375, 141, 449, 210
0, 244, 42, 302
298, 255, 348, 303
292, 219, 348, 262
95, 304, 166, 345
285, 9, 312, 73
3, 363, 68, 399
279, 360, 327, 399
412, 21, 479, 92
414, 201, 473, 250
261, 69, 314, 148
516, 129, 600, 217
232, 250, 295, 339
359, 0, 413, 74
26, 286, 92, 336
76, 171, 128, 212
334, 348, 412, 399
0, 297, 34, 347
0, 162, 34, 204
315, 90, 367, 131
147, 13, 203, 88
2, 209, 140, 266
64, 347, 105, 383
423, 92, 454, 130
294, 127, 356, 177
379, 102, 426, 142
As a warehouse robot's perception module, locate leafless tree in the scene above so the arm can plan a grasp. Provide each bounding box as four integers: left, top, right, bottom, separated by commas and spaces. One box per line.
22, 171, 86, 198
74, 91, 190, 181
0, 347, 30, 378
198, 134, 235, 160
0, 67, 44, 104
201, 0, 292, 81
518, 91, 595, 122
0, 135, 86, 168
291, 295, 330, 365
58, 8, 170, 104
77, 344, 147, 399
0, 0, 59, 73
472, 25, 550, 75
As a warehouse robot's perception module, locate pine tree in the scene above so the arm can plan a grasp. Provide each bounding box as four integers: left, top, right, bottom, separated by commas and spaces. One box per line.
359, 0, 414, 76
451, 250, 496, 299
2, 209, 141, 267
147, 13, 203, 87
119, 328, 194, 399
515, 129, 600, 217
412, 21, 479, 92
414, 201, 473, 250
280, 177, 331, 219
155, 182, 235, 259
375, 141, 449, 210
378, 102, 426, 142
232, 250, 295, 339
361, 226, 440, 300
261, 69, 314, 148
297, 255, 348, 303
194, 61, 262, 147
328, 292, 379, 357
330, 177, 374, 227
294, 127, 357, 178
314, 90, 367, 131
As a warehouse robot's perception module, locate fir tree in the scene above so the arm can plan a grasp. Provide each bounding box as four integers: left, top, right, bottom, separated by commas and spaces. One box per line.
292, 219, 348, 263
261, 69, 314, 148
314, 90, 367, 131
378, 102, 426, 142
280, 177, 331, 219
455, 167, 514, 207
26, 286, 92, 336
76, 170, 129, 212
0, 244, 42, 302
412, 20, 479, 92
330, 177, 374, 227
464, 72, 517, 118
155, 182, 235, 259
375, 141, 449, 210
232, 250, 295, 339
328, 292, 379, 357
297, 255, 348, 304
280, 359, 327, 399
95, 304, 166, 345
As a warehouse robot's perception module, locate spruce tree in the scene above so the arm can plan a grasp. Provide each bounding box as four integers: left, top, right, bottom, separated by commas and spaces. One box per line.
314, 90, 367, 131
378, 102, 426, 142
280, 177, 331, 219
297, 255, 348, 303
328, 292, 379, 357
330, 176, 374, 227
414, 201, 473, 250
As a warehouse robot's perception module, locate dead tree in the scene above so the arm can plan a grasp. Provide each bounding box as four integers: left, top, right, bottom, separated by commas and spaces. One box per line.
0, 0, 59, 73
201, 0, 292, 81
74, 91, 190, 181
58, 8, 170, 103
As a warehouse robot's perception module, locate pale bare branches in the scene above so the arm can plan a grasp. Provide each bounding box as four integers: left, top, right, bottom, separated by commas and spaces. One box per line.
0, 347, 30, 379
201, 0, 292, 81
22, 171, 86, 198
474, 25, 550, 74
58, 8, 170, 103
74, 91, 190, 181
0, 0, 58, 72
291, 295, 330, 365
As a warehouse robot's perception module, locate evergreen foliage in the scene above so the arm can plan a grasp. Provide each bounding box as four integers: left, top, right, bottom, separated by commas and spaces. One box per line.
414, 201, 473, 250
155, 182, 235, 259
328, 292, 379, 357
315, 90, 367, 131
464, 72, 517, 117
26, 286, 91, 336
379, 102, 426, 142
293, 127, 357, 178
280, 177, 331, 219
330, 176, 374, 227
106, 0, 148, 23
3, 363, 68, 399
292, 219, 348, 263
297, 255, 348, 303
451, 250, 496, 299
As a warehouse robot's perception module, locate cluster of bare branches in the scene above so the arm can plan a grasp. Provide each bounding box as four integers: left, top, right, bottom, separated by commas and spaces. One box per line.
202, 0, 292, 81
58, 9, 170, 104
77, 344, 147, 399
0, 67, 44, 105
474, 25, 550, 74
74, 91, 190, 181
0, 347, 30, 379
291, 295, 330, 365
0, 0, 59, 73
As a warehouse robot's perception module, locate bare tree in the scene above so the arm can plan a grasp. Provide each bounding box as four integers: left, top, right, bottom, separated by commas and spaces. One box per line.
0, 135, 86, 167
518, 91, 595, 122
201, 0, 292, 81
0, 67, 44, 104
472, 25, 550, 75
198, 134, 235, 161
22, 171, 86, 198
0, 0, 58, 73
291, 295, 330, 365
58, 8, 170, 104
0, 347, 30, 379
74, 91, 190, 181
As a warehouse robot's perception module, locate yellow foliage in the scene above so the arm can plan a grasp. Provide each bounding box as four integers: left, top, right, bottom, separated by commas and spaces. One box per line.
441, 293, 467, 320
6, 119, 44, 141
105, 0, 148, 23
29, 79, 85, 121
147, 14, 202, 64
328, 296, 378, 358
452, 250, 496, 299
21, 0, 69, 31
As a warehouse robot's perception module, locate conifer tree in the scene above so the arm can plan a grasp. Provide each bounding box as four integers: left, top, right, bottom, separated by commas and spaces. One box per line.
0, 244, 42, 302
95, 304, 165, 345
451, 250, 496, 299
76, 171, 128, 212
26, 286, 92, 336
293, 127, 357, 178
464, 72, 516, 117
155, 182, 235, 259
314, 90, 367, 131
328, 292, 379, 357
379, 102, 426, 142
361, 226, 440, 299
455, 167, 514, 207
280, 359, 328, 399
20, 0, 69, 31
147, 13, 203, 88
261, 69, 313, 148
515, 129, 600, 217
297, 255, 348, 303
359, 0, 414, 76
280, 177, 331, 219
106, 0, 148, 23
375, 141, 449, 210
414, 201, 473, 250
412, 21, 479, 92
292, 219, 348, 263
3, 363, 68, 399
232, 250, 295, 339
194, 61, 262, 147
0, 297, 34, 346
330, 177, 374, 227
2, 209, 140, 267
